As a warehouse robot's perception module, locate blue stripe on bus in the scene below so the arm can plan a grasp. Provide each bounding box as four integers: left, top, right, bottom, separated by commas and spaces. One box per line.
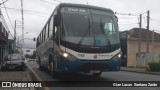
57, 56, 121, 72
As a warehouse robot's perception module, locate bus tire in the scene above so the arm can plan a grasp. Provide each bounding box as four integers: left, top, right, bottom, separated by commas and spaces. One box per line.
49, 56, 57, 77
50, 61, 57, 77
39, 58, 44, 71
92, 72, 102, 76
39, 65, 44, 71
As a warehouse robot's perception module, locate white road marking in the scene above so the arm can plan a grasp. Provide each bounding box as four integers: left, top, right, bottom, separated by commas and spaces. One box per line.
28, 66, 50, 90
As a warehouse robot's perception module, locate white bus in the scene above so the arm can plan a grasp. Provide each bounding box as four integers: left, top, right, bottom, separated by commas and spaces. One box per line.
36, 3, 121, 76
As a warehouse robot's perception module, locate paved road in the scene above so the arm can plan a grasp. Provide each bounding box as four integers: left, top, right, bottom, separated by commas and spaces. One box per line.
27, 61, 160, 90
0, 66, 35, 90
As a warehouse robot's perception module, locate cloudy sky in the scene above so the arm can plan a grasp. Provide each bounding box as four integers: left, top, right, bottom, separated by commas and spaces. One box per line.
1, 0, 160, 49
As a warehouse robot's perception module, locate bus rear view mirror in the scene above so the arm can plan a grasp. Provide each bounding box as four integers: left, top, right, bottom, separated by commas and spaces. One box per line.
115, 16, 118, 22
54, 14, 60, 26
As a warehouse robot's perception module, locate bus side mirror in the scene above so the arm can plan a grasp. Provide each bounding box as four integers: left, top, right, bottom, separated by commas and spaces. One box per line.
115, 16, 118, 22
33, 37, 36, 41
54, 14, 60, 26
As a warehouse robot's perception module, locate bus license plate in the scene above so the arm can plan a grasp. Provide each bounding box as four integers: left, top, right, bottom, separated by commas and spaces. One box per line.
90, 70, 100, 73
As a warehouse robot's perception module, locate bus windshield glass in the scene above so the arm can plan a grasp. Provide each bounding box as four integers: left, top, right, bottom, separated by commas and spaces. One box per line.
61, 7, 119, 47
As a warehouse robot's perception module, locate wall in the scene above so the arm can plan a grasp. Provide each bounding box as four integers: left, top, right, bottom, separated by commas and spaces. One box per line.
23, 49, 35, 56
136, 53, 160, 67
127, 39, 160, 67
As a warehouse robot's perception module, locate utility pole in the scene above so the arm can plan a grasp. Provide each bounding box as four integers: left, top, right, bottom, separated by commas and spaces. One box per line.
152, 30, 154, 61
146, 10, 150, 53
138, 14, 142, 55
136, 14, 142, 68
14, 20, 16, 53
21, 0, 24, 50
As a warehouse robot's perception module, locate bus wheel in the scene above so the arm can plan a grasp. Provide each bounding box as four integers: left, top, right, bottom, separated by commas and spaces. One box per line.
92, 72, 102, 76
39, 65, 44, 71
39, 58, 44, 71
50, 61, 57, 77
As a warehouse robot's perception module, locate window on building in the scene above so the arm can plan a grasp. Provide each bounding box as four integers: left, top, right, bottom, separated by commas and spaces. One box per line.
26, 50, 30, 52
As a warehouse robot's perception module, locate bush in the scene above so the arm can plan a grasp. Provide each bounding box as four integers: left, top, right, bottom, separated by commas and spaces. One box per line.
148, 62, 160, 72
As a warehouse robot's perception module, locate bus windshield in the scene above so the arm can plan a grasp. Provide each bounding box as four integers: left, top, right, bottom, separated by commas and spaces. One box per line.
61, 7, 119, 47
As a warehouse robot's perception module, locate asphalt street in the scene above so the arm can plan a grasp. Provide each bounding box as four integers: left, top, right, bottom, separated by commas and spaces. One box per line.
27, 61, 160, 90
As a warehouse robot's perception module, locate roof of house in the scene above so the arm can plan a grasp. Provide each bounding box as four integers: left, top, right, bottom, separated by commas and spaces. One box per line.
128, 28, 160, 40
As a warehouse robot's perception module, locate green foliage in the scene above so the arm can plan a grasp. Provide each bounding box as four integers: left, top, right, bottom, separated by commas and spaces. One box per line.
25, 54, 36, 59
30, 51, 36, 59
148, 62, 160, 72
25, 54, 30, 58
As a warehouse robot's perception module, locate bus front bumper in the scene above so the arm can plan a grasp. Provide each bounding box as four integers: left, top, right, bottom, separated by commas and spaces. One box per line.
57, 57, 121, 73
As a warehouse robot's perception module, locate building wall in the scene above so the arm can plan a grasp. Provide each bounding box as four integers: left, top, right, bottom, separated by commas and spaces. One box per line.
8, 39, 14, 54
0, 11, 9, 64
23, 49, 35, 56
0, 48, 8, 64
127, 39, 160, 67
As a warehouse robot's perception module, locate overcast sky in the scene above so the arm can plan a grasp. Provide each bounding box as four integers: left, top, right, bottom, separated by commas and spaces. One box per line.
1, 0, 160, 49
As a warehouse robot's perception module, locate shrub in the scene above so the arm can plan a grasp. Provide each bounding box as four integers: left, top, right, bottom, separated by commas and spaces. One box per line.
148, 62, 160, 72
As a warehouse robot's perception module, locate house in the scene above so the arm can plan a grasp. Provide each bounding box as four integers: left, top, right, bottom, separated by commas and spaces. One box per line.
22, 48, 36, 56
120, 28, 160, 67
0, 22, 8, 64
8, 39, 14, 54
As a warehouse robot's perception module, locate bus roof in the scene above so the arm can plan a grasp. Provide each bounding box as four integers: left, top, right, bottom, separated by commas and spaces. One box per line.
58, 3, 114, 13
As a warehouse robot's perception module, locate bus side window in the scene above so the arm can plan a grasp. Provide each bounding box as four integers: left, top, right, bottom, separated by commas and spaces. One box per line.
49, 16, 54, 37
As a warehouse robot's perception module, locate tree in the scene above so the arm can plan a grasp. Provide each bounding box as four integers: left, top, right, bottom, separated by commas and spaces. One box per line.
25, 54, 30, 58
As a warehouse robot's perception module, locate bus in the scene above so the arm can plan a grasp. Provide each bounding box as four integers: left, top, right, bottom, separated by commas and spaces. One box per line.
36, 3, 121, 76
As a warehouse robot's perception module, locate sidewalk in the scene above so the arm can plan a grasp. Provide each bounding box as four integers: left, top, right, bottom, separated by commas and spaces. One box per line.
0, 67, 36, 90
121, 67, 160, 75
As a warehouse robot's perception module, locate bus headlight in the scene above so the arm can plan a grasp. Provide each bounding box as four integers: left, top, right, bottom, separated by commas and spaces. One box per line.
62, 52, 77, 61
63, 53, 68, 57
118, 53, 122, 58
112, 53, 122, 61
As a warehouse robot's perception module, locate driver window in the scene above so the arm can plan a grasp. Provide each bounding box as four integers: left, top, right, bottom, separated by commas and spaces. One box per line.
104, 21, 115, 35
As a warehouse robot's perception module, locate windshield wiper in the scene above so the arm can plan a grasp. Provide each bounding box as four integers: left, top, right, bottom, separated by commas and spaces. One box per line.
99, 17, 111, 47
77, 17, 91, 47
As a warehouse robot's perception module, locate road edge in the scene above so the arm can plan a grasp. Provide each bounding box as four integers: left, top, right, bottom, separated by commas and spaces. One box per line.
28, 66, 50, 90
121, 69, 160, 75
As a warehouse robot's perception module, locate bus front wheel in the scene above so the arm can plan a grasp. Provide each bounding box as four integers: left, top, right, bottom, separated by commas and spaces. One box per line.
49, 60, 57, 77
39, 64, 45, 71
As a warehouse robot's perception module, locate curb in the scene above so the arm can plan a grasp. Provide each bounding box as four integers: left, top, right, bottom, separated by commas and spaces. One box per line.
28, 66, 50, 90
120, 69, 160, 75
26, 70, 37, 90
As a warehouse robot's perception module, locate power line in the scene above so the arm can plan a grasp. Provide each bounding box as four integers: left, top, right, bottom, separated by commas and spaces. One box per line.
115, 12, 139, 16
39, 0, 57, 5
1, 13, 14, 38
24, 12, 48, 17
1, 0, 14, 29
115, 12, 146, 16
52, 0, 62, 3
119, 23, 138, 25
1, 6, 49, 17
0, 6, 50, 15
1, 0, 14, 38
150, 18, 160, 23
0, 0, 9, 5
